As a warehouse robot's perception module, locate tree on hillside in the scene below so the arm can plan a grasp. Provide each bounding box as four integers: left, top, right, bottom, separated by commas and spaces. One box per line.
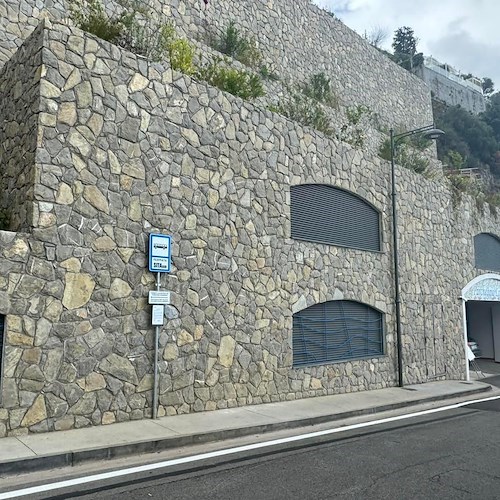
392, 26, 423, 71
434, 103, 500, 176
363, 26, 388, 49
482, 77, 495, 96
482, 92, 500, 143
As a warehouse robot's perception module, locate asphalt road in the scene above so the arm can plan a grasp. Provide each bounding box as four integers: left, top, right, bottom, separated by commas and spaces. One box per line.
57, 396, 500, 500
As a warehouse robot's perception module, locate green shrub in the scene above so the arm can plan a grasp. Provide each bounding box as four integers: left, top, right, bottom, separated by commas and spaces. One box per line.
70, 5, 263, 100
270, 89, 333, 136
70, 0, 178, 63
215, 21, 262, 68
168, 38, 197, 74
444, 150, 465, 170
337, 105, 372, 147
69, 0, 125, 42
486, 192, 500, 217
397, 146, 429, 174
197, 57, 265, 100
120, 17, 175, 62
259, 65, 280, 81
379, 124, 435, 173
444, 169, 499, 213
302, 72, 338, 108
446, 172, 481, 208
379, 138, 429, 174
379, 138, 392, 161
486, 192, 500, 207
268, 72, 339, 136
345, 105, 371, 126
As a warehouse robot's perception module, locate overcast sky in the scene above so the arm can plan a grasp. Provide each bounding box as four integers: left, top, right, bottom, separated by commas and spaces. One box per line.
313, 0, 499, 89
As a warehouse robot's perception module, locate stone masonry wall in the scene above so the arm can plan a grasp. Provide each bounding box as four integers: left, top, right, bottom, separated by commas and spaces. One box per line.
1, 22, 499, 437
0, 23, 44, 231
0, 0, 433, 135
170, 0, 434, 130
0, 0, 66, 67
396, 169, 499, 383
0, 23, 398, 436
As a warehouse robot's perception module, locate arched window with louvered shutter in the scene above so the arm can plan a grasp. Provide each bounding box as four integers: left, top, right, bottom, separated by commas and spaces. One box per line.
474, 233, 500, 272
290, 184, 381, 251
293, 300, 384, 367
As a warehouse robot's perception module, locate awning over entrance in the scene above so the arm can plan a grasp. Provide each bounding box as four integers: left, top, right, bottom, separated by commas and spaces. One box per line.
462, 275, 500, 302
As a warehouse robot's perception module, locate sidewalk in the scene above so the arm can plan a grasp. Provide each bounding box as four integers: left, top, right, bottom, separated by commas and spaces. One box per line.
0, 380, 493, 475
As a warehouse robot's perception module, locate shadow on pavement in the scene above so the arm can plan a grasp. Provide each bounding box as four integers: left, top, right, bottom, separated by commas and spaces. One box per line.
475, 358, 500, 375
482, 374, 500, 389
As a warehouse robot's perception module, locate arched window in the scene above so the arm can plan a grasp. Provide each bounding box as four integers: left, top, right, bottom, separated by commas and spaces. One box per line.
290, 184, 381, 251
474, 233, 500, 272
293, 300, 384, 367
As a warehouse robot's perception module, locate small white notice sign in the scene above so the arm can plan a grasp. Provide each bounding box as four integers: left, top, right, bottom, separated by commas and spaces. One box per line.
149, 291, 171, 305
152, 304, 164, 326
467, 345, 475, 361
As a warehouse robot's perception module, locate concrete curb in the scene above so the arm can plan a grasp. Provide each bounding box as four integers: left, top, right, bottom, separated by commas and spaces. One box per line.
0, 383, 492, 476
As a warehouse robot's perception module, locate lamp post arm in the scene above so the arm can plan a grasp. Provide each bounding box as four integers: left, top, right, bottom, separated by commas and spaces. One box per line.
393, 124, 440, 146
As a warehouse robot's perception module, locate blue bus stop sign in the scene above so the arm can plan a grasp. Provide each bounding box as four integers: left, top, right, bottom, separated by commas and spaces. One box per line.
149, 234, 172, 273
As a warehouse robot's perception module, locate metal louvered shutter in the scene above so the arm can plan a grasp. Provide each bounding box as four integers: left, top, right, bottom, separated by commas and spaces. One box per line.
474, 233, 500, 272
293, 300, 384, 367
290, 184, 380, 251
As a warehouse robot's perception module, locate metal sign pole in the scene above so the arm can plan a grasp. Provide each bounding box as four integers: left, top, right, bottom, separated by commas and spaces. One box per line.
149, 233, 171, 421
152, 271, 161, 419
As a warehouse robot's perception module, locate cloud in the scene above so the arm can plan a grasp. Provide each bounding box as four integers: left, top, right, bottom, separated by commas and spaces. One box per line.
430, 31, 500, 84
313, 0, 500, 87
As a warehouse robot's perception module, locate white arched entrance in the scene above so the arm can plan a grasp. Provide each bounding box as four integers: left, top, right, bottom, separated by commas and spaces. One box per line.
461, 274, 500, 380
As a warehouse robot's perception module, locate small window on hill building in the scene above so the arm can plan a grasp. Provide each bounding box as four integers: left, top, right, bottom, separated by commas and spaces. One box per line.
290, 184, 381, 251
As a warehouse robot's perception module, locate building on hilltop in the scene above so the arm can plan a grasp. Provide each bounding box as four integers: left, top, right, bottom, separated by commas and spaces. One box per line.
414, 56, 486, 114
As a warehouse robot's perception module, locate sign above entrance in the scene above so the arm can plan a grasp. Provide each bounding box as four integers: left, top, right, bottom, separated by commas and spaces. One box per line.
149, 234, 172, 273
463, 278, 500, 301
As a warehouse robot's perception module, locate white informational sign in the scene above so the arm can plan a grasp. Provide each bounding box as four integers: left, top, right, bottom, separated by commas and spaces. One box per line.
152, 304, 165, 326
149, 291, 171, 305
149, 234, 172, 273
467, 345, 475, 361
463, 278, 500, 302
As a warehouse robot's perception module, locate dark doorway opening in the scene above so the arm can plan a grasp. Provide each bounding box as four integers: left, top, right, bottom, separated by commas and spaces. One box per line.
466, 301, 500, 363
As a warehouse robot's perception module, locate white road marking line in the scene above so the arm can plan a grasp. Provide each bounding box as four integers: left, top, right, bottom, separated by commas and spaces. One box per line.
1, 393, 499, 499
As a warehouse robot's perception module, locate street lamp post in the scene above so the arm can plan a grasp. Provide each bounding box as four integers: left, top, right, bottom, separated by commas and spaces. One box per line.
389, 124, 445, 387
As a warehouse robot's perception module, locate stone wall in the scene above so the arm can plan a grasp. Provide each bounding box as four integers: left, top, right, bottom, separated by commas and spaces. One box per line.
396, 168, 496, 382
0, 23, 399, 436
0, 23, 44, 231
0, 0, 65, 67
0, 0, 433, 135
0, 22, 499, 437
176, 0, 434, 130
